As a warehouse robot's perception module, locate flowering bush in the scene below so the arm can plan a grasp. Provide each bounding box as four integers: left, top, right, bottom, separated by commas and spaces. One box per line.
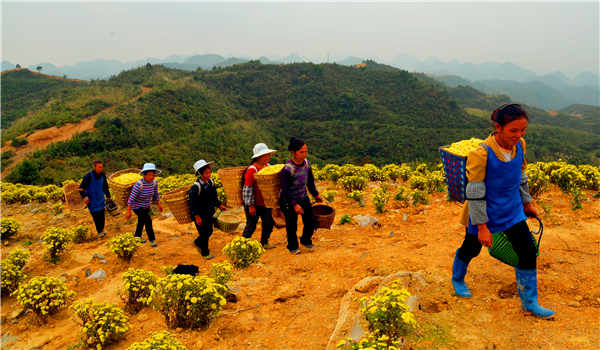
1, 249, 31, 294
318, 164, 341, 182
372, 187, 390, 213
526, 163, 551, 197
1, 183, 64, 204
150, 274, 227, 329
71, 224, 91, 243
362, 164, 386, 182
5, 248, 30, 269
578, 165, 600, 190
408, 174, 428, 192
382, 164, 402, 181
208, 262, 234, 286
346, 190, 365, 205
360, 282, 417, 340
393, 187, 411, 208
322, 190, 338, 202
157, 174, 196, 195
550, 164, 587, 193
109, 233, 142, 261
126, 331, 187, 350
338, 164, 363, 178
122, 268, 157, 313
336, 333, 403, 350
410, 189, 429, 206
339, 176, 368, 192
222, 237, 265, 268
426, 170, 446, 193
71, 299, 130, 349
397, 164, 413, 181
42, 227, 73, 262
14, 276, 75, 321
1, 217, 21, 239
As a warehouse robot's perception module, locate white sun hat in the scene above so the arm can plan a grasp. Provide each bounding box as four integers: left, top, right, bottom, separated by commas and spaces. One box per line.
193, 159, 215, 174
251, 143, 277, 160
139, 163, 161, 175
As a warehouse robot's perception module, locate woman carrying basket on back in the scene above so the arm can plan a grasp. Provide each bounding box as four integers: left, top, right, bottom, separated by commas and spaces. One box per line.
451, 104, 554, 318
280, 137, 323, 255
241, 143, 277, 249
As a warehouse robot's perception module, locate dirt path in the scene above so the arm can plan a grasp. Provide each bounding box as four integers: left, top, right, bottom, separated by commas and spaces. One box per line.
1, 87, 152, 174
1, 186, 599, 350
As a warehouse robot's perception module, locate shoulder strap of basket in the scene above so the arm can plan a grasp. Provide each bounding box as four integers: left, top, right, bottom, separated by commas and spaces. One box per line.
464, 143, 489, 201
284, 163, 295, 177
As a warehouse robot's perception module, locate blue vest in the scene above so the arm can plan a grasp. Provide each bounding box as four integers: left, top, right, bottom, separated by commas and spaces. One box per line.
467, 142, 526, 235
87, 171, 106, 212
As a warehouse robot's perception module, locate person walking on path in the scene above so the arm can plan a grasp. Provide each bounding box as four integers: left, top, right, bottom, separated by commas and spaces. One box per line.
125, 163, 163, 247
79, 160, 111, 238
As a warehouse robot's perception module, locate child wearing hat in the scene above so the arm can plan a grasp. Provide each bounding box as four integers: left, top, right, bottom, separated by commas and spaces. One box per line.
126, 163, 163, 247
241, 143, 277, 249
189, 159, 226, 259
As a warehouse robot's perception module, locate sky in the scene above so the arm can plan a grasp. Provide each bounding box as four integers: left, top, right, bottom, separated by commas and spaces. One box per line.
2, 1, 598, 76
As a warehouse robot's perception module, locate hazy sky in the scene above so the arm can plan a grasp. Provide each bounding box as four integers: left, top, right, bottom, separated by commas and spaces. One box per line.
2, 1, 598, 75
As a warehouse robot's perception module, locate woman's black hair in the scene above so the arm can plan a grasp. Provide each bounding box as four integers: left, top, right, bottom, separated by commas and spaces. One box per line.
491, 104, 529, 126
288, 137, 305, 152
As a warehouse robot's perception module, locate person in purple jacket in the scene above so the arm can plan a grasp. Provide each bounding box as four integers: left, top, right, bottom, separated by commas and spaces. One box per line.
125, 163, 163, 247
279, 137, 323, 254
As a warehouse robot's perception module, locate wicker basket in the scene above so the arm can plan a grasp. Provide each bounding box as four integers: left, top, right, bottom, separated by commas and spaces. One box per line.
216, 213, 241, 233
64, 182, 86, 210
439, 146, 467, 203
108, 168, 141, 207
106, 199, 120, 217
217, 166, 247, 208
254, 172, 281, 208
163, 186, 193, 224
313, 204, 335, 229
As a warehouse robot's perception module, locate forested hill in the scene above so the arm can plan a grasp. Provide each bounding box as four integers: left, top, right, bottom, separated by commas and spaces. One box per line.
2, 62, 599, 185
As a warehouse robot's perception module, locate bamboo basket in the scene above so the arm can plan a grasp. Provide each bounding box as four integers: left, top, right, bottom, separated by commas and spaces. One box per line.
217, 166, 247, 208
216, 213, 241, 233
254, 172, 281, 208
163, 186, 193, 224
313, 203, 335, 229
108, 168, 141, 207
64, 182, 86, 210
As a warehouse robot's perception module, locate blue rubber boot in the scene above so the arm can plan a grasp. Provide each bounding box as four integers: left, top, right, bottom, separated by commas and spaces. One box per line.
452, 250, 472, 298
515, 268, 554, 318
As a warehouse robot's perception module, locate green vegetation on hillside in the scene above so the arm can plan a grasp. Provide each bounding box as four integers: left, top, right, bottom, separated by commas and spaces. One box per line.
3, 62, 599, 185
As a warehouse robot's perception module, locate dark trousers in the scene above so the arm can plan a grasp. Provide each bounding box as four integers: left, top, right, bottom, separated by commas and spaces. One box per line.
457, 220, 537, 269
194, 217, 214, 256
90, 209, 105, 234
242, 205, 274, 245
133, 208, 156, 241
283, 196, 315, 251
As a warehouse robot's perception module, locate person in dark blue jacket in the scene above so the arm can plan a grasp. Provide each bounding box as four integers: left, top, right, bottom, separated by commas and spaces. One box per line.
79, 160, 111, 238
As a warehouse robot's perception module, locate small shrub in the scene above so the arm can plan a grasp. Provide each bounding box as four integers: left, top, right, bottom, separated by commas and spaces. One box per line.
393, 187, 411, 208
570, 187, 583, 211
318, 164, 341, 182
526, 163, 551, 197
42, 227, 73, 263
398, 164, 413, 181
5, 248, 30, 269
578, 164, 600, 190
160, 265, 175, 275
1, 217, 21, 239
208, 262, 234, 286
222, 237, 264, 268
71, 225, 90, 243
71, 299, 130, 349
339, 175, 368, 192
14, 276, 75, 321
1, 260, 27, 295
51, 202, 64, 215
322, 190, 338, 202
108, 233, 142, 261
360, 282, 417, 340
408, 175, 428, 192
338, 164, 362, 178
126, 331, 187, 350
550, 164, 586, 193
346, 190, 365, 205
372, 187, 390, 213
150, 274, 227, 329
410, 190, 429, 206
339, 214, 352, 225
362, 164, 386, 182
382, 164, 402, 181
336, 333, 403, 349
122, 268, 157, 313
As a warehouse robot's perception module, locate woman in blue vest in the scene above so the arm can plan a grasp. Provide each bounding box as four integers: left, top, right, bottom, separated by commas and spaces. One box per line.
452, 104, 554, 318
79, 160, 112, 238
279, 137, 323, 255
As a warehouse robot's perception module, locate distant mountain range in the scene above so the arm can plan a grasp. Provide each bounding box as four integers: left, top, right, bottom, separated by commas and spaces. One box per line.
3, 53, 598, 110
